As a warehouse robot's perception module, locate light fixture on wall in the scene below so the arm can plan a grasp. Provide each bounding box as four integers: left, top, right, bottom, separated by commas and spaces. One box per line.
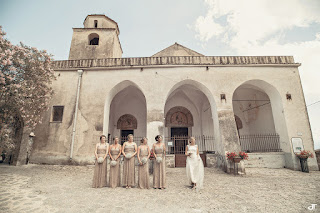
286, 93, 292, 100
206, 66, 209, 71
220, 94, 226, 102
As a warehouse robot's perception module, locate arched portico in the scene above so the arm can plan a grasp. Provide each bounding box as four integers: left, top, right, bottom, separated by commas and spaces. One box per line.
104, 80, 147, 143
232, 80, 289, 152
164, 79, 220, 167
232, 79, 292, 168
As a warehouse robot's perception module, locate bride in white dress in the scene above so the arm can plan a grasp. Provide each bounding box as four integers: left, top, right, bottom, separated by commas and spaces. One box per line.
185, 137, 204, 190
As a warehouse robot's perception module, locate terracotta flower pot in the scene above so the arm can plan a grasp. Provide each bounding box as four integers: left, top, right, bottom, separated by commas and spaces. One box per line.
233, 157, 242, 163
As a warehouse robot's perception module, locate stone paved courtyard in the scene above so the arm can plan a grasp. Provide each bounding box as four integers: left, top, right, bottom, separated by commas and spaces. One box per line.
0, 164, 319, 213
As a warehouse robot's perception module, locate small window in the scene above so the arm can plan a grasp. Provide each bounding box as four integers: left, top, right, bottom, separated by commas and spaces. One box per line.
94, 20, 98, 28
52, 106, 64, 122
88, 33, 99, 45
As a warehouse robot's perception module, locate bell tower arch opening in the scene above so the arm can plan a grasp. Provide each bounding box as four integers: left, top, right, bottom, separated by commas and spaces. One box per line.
88, 33, 99, 45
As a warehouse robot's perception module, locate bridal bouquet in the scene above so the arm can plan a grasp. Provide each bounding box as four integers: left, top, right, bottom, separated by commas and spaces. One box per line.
110, 160, 117, 167
156, 157, 162, 163
97, 157, 104, 164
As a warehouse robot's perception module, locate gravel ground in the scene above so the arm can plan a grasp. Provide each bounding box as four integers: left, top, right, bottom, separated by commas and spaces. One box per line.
0, 164, 319, 213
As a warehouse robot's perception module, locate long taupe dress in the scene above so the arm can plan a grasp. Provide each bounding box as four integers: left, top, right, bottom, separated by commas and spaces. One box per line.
92, 143, 108, 188
153, 145, 166, 188
123, 143, 136, 187
109, 145, 121, 188
138, 146, 150, 189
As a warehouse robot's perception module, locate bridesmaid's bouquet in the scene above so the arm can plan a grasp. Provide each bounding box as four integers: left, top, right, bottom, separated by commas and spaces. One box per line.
156, 157, 162, 163
125, 153, 132, 159
141, 157, 148, 165
97, 157, 104, 164
110, 160, 117, 167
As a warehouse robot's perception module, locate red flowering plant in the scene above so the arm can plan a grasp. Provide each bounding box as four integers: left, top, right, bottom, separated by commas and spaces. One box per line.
295, 150, 314, 159
226, 151, 249, 161
239, 151, 249, 160
226, 152, 238, 161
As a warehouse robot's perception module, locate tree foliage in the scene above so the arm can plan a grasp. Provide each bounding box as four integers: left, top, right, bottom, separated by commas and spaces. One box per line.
0, 26, 55, 150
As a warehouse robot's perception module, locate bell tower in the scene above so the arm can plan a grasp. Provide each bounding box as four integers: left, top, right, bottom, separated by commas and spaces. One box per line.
68, 14, 123, 60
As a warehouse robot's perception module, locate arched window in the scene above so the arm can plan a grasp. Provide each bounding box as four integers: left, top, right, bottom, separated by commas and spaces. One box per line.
94, 20, 98, 28
88, 33, 99, 45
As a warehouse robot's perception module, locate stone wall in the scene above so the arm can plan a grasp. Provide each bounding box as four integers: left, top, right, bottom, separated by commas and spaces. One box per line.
53, 56, 298, 70
206, 154, 218, 167
245, 152, 286, 168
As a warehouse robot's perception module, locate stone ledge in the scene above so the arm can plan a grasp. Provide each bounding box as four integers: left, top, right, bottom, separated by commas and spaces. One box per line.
52, 56, 299, 70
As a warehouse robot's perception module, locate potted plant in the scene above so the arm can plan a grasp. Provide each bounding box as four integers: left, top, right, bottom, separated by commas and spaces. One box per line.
226, 152, 241, 163
238, 151, 249, 160
295, 150, 314, 173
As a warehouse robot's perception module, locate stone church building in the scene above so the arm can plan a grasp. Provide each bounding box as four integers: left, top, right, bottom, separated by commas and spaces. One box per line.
19, 14, 318, 171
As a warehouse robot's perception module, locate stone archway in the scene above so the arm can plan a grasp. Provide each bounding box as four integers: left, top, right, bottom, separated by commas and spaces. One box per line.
232, 80, 288, 154
164, 80, 219, 167
104, 80, 147, 143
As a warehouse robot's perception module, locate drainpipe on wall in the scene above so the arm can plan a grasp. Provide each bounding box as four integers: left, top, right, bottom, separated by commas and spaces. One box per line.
70, 69, 83, 160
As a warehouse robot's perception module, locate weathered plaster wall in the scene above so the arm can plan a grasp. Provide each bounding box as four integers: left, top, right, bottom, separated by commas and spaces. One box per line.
69, 29, 121, 60
30, 62, 318, 171
233, 87, 276, 135
245, 152, 285, 168
84, 16, 118, 32
31, 71, 79, 164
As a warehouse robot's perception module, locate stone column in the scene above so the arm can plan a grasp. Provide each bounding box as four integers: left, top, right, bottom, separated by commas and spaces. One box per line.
146, 109, 165, 146
144, 82, 166, 147
217, 108, 242, 173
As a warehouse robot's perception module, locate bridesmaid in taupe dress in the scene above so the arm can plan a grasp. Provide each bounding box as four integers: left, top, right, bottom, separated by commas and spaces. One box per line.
108, 136, 122, 188
92, 135, 109, 188
122, 134, 137, 188
137, 137, 150, 189
153, 135, 167, 189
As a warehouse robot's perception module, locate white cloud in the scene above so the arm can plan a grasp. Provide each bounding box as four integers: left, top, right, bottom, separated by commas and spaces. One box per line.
191, 0, 320, 149
193, 0, 320, 47
193, 14, 224, 42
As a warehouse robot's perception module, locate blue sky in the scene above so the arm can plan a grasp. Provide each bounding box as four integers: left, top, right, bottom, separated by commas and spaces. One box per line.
1, 0, 319, 149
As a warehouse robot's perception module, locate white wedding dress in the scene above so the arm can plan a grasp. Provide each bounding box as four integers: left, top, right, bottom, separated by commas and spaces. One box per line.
186, 145, 204, 190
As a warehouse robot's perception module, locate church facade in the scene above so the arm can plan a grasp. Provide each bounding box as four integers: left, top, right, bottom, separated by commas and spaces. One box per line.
21, 14, 318, 171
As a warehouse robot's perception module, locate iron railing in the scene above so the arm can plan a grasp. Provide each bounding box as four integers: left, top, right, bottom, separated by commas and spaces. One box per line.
108, 135, 215, 154
239, 133, 282, 152
164, 135, 215, 154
